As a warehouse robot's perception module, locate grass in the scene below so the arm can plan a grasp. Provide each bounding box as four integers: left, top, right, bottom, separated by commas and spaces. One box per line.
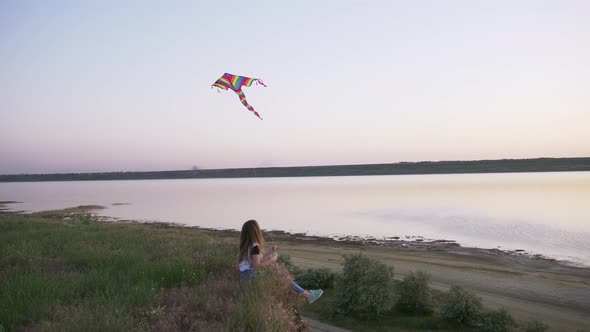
0, 212, 237, 331
0, 211, 311, 331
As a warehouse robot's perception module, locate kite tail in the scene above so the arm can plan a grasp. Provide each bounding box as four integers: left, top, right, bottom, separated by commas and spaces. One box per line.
236, 88, 263, 120
255, 79, 267, 87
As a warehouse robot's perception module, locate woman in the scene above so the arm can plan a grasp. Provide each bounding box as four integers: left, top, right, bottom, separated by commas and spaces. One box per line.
238, 219, 323, 304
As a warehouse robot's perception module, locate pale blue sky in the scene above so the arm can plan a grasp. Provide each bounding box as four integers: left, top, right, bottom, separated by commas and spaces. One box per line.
1, 1, 589, 174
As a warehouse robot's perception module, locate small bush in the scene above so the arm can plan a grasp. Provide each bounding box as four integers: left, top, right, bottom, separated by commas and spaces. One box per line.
479, 308, 515, 332
333, 253, 395, 317
441, 285, 483, 326
522, 318, 549, 332
396, 270, 434, 314
295, 268, 336, 290
277, 253, 303, 275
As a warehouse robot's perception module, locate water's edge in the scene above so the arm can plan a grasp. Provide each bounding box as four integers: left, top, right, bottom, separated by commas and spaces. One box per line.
2, 201, 587, 270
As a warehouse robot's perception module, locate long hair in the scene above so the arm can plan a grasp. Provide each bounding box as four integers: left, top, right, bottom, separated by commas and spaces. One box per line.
239, 219, 265, 262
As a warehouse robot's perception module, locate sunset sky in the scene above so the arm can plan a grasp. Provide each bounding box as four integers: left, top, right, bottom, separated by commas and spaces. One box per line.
1, 1, 589, 174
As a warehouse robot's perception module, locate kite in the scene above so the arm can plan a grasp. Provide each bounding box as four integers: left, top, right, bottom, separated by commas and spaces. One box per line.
212, 73, 267, 120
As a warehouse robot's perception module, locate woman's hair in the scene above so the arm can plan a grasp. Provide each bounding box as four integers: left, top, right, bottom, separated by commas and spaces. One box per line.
239, 219, 265, 262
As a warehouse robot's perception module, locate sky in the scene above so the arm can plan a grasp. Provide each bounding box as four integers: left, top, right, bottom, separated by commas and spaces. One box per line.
1, 0, 589, 174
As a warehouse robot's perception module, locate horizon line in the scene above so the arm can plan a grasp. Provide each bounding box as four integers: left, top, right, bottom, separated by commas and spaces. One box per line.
2, 156, 589, 177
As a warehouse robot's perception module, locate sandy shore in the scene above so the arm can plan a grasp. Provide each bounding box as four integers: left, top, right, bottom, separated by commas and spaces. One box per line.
200, 228, 590, 331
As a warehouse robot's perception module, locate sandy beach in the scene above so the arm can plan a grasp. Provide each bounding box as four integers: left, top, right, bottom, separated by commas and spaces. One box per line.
287, 237, 590, 330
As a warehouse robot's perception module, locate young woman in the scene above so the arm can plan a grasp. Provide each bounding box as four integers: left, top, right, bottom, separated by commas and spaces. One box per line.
238, 219, 323, 304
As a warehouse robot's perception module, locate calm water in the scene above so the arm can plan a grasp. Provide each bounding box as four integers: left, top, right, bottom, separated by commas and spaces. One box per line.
1, 172, 589, 266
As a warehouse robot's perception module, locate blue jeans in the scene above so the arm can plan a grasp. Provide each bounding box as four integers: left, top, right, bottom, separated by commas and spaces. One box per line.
290, 280, 305, 294
240, 268, 257, 280
240, 269, 305, 294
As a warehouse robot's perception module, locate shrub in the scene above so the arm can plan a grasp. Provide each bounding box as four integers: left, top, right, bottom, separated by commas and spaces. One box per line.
277, 253, 303, 276
479, 308, 515, 332
522, 318, 549, 332
295, 268, 336, 290
441, 285, 483, 325
333, 253, 395, 317
395, 270, 434, 314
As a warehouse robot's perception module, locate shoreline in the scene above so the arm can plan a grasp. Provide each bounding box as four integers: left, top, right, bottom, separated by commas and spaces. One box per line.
200, 228, 590, 271
1, 201, 587, 270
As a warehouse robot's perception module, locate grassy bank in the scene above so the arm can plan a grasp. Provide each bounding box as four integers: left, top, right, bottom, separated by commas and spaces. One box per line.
1, 211, 562, 331
0, 212, 230, 330
0, 212, 307, 331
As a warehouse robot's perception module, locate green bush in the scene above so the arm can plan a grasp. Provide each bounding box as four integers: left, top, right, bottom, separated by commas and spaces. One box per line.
333, 253, 395, 317
295, 268, 335, 290
277, 253, 303, 275
479, 308, 515, 332
522, 318, 549, 332
441, 285, 483, 325
395, 270, 434, 314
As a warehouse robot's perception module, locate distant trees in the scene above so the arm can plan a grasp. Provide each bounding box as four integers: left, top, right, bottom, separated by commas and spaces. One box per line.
2, 157, 589, 182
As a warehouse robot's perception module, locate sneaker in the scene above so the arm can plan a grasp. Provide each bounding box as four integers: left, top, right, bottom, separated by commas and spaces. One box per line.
306, 289, 323, 304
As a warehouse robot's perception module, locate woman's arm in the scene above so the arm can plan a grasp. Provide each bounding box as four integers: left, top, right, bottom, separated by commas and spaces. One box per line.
265, 244, 277, 256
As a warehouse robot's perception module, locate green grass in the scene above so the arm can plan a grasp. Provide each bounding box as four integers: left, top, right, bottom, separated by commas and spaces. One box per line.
0, 213, 236, 331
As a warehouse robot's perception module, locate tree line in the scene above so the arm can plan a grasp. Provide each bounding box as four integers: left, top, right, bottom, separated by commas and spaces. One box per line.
1, 157, 589, 182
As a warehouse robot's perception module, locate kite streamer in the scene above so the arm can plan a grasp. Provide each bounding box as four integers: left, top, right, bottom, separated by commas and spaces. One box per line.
212, 73, 267, 120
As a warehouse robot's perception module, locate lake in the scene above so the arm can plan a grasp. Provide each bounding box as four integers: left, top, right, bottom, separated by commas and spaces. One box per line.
1, 172, 589, 266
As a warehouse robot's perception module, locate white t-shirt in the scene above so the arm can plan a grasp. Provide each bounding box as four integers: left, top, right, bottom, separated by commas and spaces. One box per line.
239, 242, 262, 272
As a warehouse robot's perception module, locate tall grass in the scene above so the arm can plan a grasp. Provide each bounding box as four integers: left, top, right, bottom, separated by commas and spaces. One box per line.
0, 213, 303, 331
233, 266, 305, 331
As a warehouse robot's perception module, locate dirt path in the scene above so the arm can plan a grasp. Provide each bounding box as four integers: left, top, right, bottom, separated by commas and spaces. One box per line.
279, 241, 590, 331
303, 316, 352, 332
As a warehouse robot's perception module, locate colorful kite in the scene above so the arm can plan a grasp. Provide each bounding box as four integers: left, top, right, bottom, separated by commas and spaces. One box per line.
212, 73, 267, 120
